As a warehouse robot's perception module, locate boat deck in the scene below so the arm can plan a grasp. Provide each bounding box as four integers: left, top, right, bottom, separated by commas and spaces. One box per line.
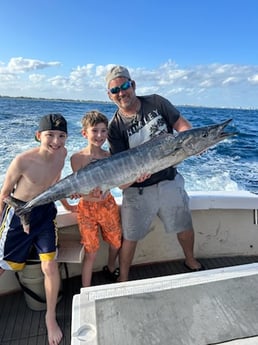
1, 255, 258, 345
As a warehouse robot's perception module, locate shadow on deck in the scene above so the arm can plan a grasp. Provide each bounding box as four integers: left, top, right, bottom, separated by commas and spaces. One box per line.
1, 255, 258, 345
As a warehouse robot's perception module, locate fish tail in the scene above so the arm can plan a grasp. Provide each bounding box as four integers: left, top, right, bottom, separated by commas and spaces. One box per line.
4, 196, 26, 213
4, 196, 31, 225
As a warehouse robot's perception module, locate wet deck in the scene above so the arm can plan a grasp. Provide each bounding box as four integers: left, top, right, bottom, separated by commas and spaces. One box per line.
1, 255, 258, 345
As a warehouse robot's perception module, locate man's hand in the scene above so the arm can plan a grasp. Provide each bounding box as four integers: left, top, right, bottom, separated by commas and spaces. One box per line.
136, 173, 151, 183
119, 173, 152, 190
69, 193, 81, 199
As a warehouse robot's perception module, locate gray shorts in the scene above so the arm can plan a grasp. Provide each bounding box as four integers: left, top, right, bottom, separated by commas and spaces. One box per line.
121, 173, 193, 241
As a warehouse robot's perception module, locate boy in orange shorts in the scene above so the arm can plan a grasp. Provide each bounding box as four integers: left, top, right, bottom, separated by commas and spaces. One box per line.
71, 110, 121, 287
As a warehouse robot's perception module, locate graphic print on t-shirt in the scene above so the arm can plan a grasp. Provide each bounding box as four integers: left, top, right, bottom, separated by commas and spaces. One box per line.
128, 109, 167, 149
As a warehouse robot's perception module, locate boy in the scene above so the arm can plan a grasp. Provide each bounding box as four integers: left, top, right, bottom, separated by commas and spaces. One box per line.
71, 110, 121, 287
0, 113, 68, 345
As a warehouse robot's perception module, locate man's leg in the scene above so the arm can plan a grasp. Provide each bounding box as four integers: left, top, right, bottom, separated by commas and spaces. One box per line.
177, 229, 202, 270
118, 239, 137, 282
41, 260, 62, 345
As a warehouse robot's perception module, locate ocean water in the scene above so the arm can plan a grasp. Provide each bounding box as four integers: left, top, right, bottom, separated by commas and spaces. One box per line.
0, 97, 257, 199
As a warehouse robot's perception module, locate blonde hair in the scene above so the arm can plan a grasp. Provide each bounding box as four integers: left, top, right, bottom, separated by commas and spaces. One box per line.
81, 110, 108, 129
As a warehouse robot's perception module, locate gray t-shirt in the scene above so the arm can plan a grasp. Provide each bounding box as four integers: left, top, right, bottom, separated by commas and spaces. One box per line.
108, 94, 180, 187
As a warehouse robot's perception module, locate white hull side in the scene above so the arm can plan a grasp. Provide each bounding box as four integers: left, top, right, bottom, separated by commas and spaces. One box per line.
0, 191, 258, 295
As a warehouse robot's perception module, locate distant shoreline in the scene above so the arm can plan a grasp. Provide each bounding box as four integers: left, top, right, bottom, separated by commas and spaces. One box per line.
0, 95, 256, 110
0, 95, 110, 104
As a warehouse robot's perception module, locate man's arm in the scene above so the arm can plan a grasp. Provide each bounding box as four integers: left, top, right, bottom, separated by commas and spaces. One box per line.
173, 115, 192, 132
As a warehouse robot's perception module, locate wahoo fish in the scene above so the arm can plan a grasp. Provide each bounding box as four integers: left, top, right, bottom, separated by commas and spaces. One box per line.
5, 119, 237, 224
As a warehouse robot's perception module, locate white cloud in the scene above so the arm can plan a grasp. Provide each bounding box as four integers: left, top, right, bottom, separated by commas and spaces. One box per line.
222, 77, 238, 85
29, 74, 46, 83
49, 76, 70, 89
0, 57, 258, 108
248, 74, 258, 84
0, 57, 61, 73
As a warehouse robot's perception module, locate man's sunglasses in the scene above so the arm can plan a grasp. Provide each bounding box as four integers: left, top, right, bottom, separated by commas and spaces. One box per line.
109, 80, 132, 94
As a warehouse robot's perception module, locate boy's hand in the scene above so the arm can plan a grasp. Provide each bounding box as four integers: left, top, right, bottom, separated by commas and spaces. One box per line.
86, 187, 109, 201
22, 224, 30, 234
88, 187, 103, 199
20, 217, 30, 234
88, 187, 102, 198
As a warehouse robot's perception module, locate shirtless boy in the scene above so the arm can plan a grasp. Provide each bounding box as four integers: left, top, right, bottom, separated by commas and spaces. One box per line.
0, 113, 68, 345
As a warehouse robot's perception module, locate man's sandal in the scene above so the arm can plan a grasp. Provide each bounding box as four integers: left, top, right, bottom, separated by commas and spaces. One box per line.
102, 265, 120, 282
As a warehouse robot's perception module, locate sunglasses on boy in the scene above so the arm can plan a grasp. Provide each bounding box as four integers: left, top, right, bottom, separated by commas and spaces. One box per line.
108, 80, 132, 94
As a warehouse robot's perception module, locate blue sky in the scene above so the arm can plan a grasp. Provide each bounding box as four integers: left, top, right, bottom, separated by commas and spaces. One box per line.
0, 0, 257, 108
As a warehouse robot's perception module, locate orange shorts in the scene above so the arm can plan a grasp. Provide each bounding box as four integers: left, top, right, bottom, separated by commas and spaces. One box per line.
77, 193, 122, 253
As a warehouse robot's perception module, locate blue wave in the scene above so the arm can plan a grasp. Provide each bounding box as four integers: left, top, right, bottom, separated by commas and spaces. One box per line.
0, 97, 257, 195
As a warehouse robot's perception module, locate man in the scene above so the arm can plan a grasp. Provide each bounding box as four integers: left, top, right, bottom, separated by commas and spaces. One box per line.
106, 65, 204, 282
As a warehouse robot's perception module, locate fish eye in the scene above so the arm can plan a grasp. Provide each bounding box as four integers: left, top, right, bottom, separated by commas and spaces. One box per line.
202, 131, 208, 138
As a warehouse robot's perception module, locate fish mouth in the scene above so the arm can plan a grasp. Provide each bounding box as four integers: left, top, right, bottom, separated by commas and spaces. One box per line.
216, 118, 238, 138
